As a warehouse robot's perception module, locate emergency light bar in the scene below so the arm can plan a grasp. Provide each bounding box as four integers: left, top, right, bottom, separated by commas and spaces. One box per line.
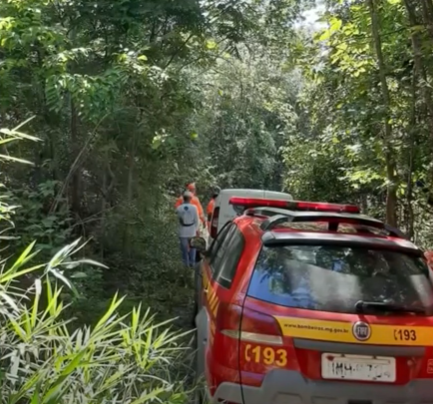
229, 197, 360, 214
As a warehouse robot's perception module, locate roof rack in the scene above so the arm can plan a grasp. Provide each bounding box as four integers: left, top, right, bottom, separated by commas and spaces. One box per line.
245, 207, 407, 239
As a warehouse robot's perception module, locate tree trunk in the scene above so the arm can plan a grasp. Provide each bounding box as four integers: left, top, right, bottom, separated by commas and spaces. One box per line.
122, 144, 135, 253
405, 73, 417, 239
367, 0, 398, 226
405, 0, 433, 203
420, 1, 433, 39
421, 0, 433, 40
70, 97, 81, 215
100, 165, 107, 259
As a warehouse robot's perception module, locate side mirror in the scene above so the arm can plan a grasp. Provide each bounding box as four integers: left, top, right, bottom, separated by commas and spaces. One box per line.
190, 236, 207, 253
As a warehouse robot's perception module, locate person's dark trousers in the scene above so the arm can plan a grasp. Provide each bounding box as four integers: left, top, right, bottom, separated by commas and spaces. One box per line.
180, 237, 196, 267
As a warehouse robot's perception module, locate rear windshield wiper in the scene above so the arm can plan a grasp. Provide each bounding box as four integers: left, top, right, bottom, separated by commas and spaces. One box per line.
354, 300, 425, 314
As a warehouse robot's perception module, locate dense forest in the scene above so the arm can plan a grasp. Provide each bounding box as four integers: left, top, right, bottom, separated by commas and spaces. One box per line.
1, 0, 433, 401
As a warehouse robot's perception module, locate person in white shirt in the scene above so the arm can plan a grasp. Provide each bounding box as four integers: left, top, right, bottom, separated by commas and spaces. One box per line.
176, 191, 199, 267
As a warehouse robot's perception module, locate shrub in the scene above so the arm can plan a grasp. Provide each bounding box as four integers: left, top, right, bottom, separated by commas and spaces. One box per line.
0, 266, 191, 403
0, 123, 192, 403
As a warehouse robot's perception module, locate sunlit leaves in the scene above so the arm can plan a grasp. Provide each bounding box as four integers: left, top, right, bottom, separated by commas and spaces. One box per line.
330, 17, 342, 32
319, 30, 331, 41
285, 0, 433, 229
316, 16, 342, 41
205, 39, 217, 49
346, 168, 384, 185
45, 69, 128, 121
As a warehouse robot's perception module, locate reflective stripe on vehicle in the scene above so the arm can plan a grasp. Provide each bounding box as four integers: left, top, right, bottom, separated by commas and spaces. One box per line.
208, 288, 219, 317
274, 316, 433, 346
203, 271, 219, 317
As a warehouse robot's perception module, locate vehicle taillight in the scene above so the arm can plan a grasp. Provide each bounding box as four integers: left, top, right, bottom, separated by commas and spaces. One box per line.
229, 197, 360, 214
216, 302, 283, 345
210, 207, 220, 239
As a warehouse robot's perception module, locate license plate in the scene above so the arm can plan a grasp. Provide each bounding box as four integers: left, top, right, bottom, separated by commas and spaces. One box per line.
321, 353, 396, 382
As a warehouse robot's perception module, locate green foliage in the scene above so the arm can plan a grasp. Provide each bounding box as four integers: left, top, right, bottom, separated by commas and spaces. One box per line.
0, 246, 190, 403
6, 0, 433, 398
0, 0, 316, 333
0, 123, 194, 403
11, 0, 433, 347
7, 180, 72, 256
280, 0, 433, 243
188, 47, 300, 190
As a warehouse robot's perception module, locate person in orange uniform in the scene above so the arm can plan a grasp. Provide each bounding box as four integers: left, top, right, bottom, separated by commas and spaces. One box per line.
175, 182, 205, 225
206, 185, 220, 230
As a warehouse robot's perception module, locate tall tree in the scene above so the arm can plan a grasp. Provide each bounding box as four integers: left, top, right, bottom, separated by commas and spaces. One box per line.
367, 0, 397, 226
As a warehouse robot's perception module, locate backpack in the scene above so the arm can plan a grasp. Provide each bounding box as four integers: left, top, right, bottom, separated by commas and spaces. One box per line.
179, 205, 195, 227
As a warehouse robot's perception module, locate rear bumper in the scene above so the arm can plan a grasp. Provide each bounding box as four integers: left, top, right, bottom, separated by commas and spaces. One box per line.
212, 370, 433, 404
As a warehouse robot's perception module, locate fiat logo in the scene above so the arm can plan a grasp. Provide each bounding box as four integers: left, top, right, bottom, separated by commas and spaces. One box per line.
352, 321, 371, 341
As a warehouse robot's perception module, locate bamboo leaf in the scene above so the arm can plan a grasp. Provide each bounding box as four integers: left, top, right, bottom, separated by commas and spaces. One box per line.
0, 154, 34, 164
11, 115, 36, 131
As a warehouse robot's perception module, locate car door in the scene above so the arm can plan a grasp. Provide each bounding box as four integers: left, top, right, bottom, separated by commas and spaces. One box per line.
196, 223, 232, 311
208, 225, 246, 391
195, 223, 234, 377
201, 223, 236, 318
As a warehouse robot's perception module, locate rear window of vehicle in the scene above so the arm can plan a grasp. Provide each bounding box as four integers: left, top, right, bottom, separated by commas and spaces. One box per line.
247, 245, 433, 315
277, 222, 392, 237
